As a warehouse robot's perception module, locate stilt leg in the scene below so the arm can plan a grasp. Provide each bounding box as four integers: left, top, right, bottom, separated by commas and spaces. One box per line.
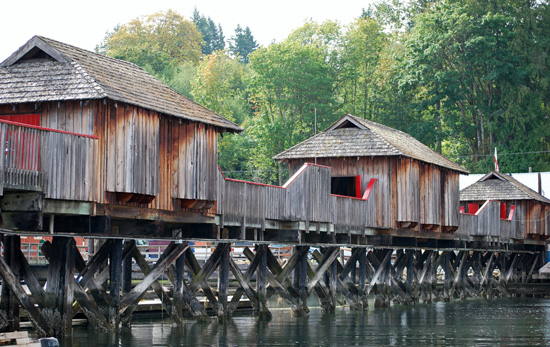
109, 239, 123, 328
0, 235, 20, 332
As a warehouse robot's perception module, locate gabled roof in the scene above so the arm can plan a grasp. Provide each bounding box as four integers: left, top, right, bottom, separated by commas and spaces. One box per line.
0, 36, 241, 132
460, 171, 550, 204
274, 114, 468, 173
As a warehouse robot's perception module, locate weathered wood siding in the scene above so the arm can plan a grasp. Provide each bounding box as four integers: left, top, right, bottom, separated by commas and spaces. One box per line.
457, 200, 520, 241
513, 200, 550, 239
289, 157, 392, 228
105, 104, 159, 196
461, 199, 549, 240
219, 179, 286, 227
41, 129, 97, 201
397, 158, 420, 224
285, 165, 332, 223
420, 163, 441, 226
219, 164, 377, 232
41, 101, 95, 136
0, 101, 95, 136
0, 122, 97, 201
442, 170, 460, 229
475, 201, 501, 237
167, 120, 218, 202
96, 101, 219, 210
288, 156, 461, 231
2, 100, 221, 212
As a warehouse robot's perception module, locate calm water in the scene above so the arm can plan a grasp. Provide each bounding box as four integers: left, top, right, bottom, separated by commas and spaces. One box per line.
57, 297, 550, 346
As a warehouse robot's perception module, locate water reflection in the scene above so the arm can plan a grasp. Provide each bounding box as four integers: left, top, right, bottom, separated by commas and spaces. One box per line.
63, 298, 550, 346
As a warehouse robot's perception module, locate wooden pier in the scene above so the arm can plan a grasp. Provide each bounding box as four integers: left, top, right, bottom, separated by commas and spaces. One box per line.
0, 36, 548, 337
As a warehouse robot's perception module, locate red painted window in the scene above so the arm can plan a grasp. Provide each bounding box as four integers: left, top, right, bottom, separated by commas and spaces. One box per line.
500, 203, 507, 219
468, 203, 479, 215
0, 114, 40, 171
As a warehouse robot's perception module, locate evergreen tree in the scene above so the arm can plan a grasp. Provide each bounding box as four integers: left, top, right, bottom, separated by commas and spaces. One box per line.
229, 25, 259, 63
192, 8, 225, 55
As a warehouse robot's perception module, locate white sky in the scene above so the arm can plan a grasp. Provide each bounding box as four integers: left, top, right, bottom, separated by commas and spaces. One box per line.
0, 0, 374, 62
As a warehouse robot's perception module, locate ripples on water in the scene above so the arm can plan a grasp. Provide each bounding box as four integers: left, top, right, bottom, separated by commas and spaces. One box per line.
60, 298, 550, 346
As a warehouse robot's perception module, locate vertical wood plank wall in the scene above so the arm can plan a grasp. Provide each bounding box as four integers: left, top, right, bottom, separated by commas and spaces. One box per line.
105, 104, 159, 196
288, 156, 461, 231
1, 100, 220, 212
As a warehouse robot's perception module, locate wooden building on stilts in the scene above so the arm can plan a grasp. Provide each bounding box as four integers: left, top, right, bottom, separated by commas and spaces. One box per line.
273, 114, 469, 239
0, 37, 546, 338
458, 171, 550, 243
0, 35, 241, 336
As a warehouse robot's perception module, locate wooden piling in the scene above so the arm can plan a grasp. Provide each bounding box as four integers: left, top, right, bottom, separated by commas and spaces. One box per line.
108, 239, 123, 328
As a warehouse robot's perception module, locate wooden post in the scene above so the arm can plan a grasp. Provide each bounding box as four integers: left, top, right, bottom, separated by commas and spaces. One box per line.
405, 249, 415, 303
442, 252, 451, 301
0, 235, 20, 332
328, 247, 338, 313
256, 244, 271, 320
293, 246, 309, 315
217, 243, 230, 322
43, 236, 76, 337
358, 248, 367, 309
109, 239, 123, 328
172, 250, 185, 323
122, 247, 133, 294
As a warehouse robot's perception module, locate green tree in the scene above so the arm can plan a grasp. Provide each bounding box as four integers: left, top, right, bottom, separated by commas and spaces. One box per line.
247, 21, 340, 183
398, 0, 550, 172
340, 17, 387, 119
190, 51, 256, 179
191, 51, 252, 124
103, 10, 202, 77
229, 25, 259, 63
192, 8, 225, 55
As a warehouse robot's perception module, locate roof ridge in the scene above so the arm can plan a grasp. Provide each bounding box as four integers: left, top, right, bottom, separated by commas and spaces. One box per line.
37, 36, 143, 70
70, 61, 107, 98
0, 35, 242, 132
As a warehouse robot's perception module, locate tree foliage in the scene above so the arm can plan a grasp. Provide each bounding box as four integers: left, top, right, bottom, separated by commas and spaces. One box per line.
98, 2, 550, 181
247, 21, 340, 183
192, 8, 225, 55
398, 0, 550, 172
229, 25, 259, 63
103, 10, 202, 77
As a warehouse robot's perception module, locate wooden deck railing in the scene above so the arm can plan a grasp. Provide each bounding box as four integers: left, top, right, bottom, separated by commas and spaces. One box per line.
218, 163, 378, 233
0, 121, 98, 201
457, 200, 519, 242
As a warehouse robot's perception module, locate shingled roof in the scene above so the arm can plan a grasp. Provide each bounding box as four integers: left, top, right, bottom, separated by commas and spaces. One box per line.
460, 171, 550, 204
0, 36, 241, 132
274, 114, 468, 173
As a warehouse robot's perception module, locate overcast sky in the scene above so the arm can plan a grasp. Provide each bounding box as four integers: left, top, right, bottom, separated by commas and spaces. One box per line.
0, 0, 374, 62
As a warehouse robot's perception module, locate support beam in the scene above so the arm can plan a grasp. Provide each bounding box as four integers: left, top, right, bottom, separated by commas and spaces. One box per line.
293, 246, 310, 315
109, 239, 123, 328
43, 237, 76, 337
255, 244, 271, 320
126, 242, 178, 324
119, 243, 189, 320
0, 249, 51, 336
217, 243, 230, 321
1, 236, 21, 332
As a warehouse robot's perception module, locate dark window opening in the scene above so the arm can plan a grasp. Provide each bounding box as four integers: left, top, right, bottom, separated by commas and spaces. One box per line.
331, 176, 361, 198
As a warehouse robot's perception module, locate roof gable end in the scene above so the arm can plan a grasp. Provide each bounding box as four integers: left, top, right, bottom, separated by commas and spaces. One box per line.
479, 171, 506, 183
1, 36, 69, 66
327, 115, 367, 131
